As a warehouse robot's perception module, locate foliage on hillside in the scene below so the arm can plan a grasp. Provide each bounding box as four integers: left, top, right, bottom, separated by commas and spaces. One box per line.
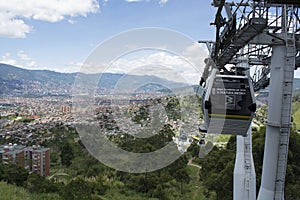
292, 95, 300, 128
190, 127, 300, 200
0, 124, 198, 200
2, 96, 300, 199
0, 181, 61, 200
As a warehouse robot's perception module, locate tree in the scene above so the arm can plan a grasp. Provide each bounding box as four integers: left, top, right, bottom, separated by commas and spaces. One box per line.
198, 141, 235, 200
0, 163, 29, 186
25, 173, 61, 194
187, 141, 200, 157
196, 126, 300, 199
174, 168, 190, 194
60, 142, 74, 167
153, 184, 166, 200
60, 178, 95, 200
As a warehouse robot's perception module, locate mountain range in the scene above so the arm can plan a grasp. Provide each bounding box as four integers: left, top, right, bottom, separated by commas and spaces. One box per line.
1, 63, 300, 97
0, 64, 188, 97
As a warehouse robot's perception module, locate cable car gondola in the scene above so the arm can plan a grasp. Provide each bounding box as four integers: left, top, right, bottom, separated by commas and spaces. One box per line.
201, 68, 256, 136
191, 134, 206, 147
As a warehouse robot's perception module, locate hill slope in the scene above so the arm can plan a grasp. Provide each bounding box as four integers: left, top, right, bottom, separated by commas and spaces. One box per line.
0, 64, 187, 96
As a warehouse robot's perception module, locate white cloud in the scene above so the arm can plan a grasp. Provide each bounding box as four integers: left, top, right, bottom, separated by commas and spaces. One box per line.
68, 19, 77, 25
293, 69, 300, 79
125, 0, 168, 4
65, 61, 83, 72
77, 43, 208, 84
159, 0, 168, 4
0, 51, 84, 73
0, 53, 18, 66
182, 42, 207, 71
125, 0, 144, 2
0, 51, 38, 69
0, 0, 99, 38
107, 50, 202, 84
17, 50, 32, 61
0, 13, 31, 38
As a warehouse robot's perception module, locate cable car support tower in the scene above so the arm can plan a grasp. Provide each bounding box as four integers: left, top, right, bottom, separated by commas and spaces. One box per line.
200, 1, 300, 199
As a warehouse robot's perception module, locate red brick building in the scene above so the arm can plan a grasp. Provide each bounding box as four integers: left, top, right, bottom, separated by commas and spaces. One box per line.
0, 143, 50, 176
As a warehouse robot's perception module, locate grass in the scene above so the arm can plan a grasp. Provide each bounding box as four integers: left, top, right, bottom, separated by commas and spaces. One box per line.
181, 166, 216, 200
0, 181, 31, 200
0, 181, 61, 200
215, 134, 231, 143
292, 101, 300, 129
101, 165, 216, 200
102, 192, 159, 200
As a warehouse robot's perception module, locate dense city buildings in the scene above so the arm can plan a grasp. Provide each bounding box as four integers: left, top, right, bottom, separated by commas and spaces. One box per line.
0, 94, 200, 175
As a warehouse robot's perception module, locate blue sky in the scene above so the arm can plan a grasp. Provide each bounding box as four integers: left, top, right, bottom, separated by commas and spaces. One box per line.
0, 0, 216, 77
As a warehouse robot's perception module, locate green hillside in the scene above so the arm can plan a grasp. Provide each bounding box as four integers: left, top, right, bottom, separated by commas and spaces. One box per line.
0, 182, 60, 200
292, 95, 300, 129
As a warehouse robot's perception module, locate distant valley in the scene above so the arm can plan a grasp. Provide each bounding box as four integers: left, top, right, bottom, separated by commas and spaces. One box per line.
2, 63, 300, 97
0, 64, 188, 97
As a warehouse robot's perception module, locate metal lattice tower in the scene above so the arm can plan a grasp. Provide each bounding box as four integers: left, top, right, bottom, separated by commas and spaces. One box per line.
201, 1, 300, 199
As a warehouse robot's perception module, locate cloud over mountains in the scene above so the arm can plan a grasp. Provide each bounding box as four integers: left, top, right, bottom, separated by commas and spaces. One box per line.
0, 0, 100, 38
0, 0, 170, 38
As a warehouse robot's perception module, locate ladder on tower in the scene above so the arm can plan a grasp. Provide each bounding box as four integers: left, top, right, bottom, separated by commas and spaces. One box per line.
244, 134, 254, 199
274, 35, 295, 200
